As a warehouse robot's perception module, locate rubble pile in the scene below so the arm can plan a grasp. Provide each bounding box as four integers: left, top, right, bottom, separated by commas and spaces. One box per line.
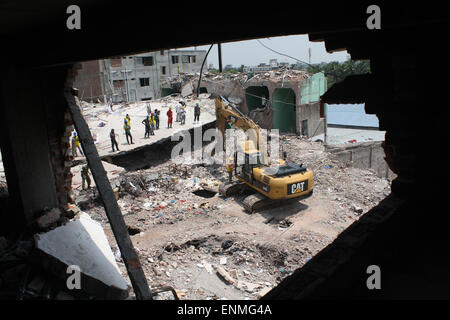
72, 134, 391, 299
85, 162, 224, 228
281, 135, 391, 218
204, 70, 310, 82
161, 70, 311, 89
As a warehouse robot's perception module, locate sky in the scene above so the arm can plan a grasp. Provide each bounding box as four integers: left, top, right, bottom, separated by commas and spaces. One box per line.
180, 34, 350, 68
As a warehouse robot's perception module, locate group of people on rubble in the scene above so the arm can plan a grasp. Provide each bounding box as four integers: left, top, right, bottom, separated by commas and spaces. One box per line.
166, 99, 201, 128
71, 100, 202, 157
71, 100, 203, 191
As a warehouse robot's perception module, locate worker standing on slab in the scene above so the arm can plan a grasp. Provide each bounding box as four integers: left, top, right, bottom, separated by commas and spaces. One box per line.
180, 106, 186, 125
226, 157, 234, 182
124, 114, 131, 126
124, 114, 134, 144
71, 132, 78, 157
154, 109, 160, 130
175, 102, 181, 122
81, 165, 91, 190
194, 103, 201, 123
146, 103, 152, 116
167, 107, 173, 128
142, 115, 151, 138
72, 132, 84, 157
150, 113, 156, 134
110, 129, 120, 152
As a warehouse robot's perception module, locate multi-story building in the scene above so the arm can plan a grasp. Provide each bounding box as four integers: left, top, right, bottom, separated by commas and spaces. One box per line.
74, 49, 207, 103
243, 59, 290, 73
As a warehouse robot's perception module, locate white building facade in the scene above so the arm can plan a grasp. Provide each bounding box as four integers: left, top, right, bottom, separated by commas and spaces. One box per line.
101, 49, 207, 102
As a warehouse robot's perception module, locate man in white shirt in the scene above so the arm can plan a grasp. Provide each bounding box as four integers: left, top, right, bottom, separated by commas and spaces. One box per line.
175, 103, 181, 122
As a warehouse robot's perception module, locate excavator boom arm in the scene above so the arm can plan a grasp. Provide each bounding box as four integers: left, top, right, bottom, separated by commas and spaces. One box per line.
215, 96, 268, 164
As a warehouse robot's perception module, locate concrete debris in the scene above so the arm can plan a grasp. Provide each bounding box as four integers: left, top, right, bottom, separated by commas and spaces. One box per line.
352, 204, 364, 215
70, 134, 391, 300
161, 70, 310, 88
202, 260, 213, 274
34, 212, 129, 299
256, 287, 272, 298
181, 82, 194, 97
237, 280, 261, 292
214, 265, 235, 285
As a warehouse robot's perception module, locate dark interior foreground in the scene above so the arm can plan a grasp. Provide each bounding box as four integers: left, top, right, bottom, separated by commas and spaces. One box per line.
1, 1, 449, 299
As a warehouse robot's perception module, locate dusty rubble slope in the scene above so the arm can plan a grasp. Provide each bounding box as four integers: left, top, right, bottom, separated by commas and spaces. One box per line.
77, 134, 391, 300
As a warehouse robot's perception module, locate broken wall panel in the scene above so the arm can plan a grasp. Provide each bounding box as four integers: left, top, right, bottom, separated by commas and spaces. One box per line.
35, 213, 129, 299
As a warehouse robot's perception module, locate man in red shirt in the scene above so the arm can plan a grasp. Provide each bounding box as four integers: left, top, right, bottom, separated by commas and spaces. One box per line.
167, 107, 173, 128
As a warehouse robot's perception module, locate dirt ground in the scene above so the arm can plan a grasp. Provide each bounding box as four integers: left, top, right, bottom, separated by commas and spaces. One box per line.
76, 135, 391, 300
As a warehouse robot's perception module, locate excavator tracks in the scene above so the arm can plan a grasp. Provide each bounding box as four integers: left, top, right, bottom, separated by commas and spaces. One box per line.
219, 182, 247, 198
242, 193, 280, 213
219, 181, 313, 213
219, 182, 277, 213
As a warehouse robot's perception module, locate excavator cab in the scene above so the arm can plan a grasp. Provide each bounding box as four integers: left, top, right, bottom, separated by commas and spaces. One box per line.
235, 150, 263, 184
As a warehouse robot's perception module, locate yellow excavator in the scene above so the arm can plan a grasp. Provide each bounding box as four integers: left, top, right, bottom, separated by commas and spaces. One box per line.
215, 96, 314, 212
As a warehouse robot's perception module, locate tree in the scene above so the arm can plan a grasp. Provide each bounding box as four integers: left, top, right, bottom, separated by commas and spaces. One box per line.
307, 60, 370, 89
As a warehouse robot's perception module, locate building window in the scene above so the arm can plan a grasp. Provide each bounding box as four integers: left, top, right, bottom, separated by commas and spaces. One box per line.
162, 66, 166, 75
110, 58, 122, 67
139, 78, 150, 87
182, 55, 197, 63
171, 56, 179, 64
142, 57, 154, 66
113, 80, 124, 89
136, 57, 154, 66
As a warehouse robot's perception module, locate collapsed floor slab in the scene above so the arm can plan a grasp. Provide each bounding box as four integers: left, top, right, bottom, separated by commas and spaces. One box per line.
34, 213, 129, 299
100, 120, 216, 171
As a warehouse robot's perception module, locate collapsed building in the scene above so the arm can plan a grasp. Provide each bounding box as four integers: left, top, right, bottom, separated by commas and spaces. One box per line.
161, 70, 326, 137
0, 1, 449, 300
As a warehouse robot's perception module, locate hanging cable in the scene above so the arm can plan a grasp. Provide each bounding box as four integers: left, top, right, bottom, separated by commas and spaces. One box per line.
196, 44, 214, 97
256, 39, 313, 68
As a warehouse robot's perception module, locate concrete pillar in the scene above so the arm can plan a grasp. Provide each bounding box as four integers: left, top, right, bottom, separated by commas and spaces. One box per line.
0, 64, 68, 230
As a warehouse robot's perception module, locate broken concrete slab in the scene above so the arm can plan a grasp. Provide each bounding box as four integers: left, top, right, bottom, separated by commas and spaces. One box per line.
34, 212, 129, 299
256, 287, 272, 298
237, 280, 261, 292
181, 82, 194, 97
214, 265, 235, 285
